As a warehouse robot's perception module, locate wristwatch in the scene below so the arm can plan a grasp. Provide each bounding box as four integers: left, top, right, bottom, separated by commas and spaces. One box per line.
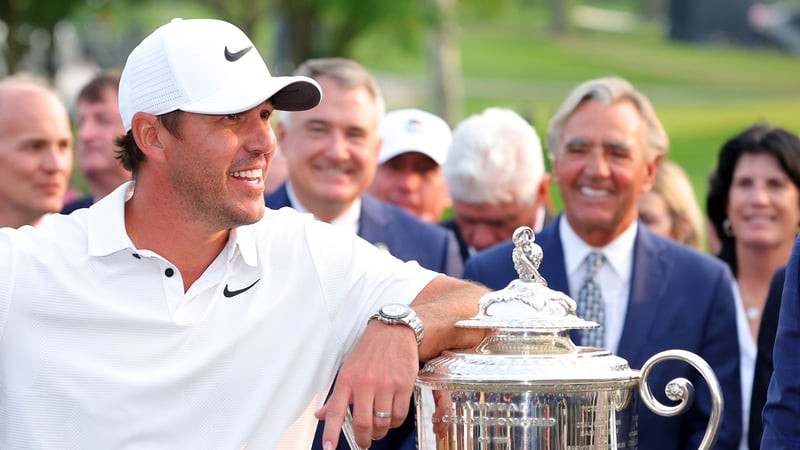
370, 303, 424, 346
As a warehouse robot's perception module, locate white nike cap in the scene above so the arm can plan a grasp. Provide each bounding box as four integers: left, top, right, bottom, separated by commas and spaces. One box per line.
118, 18, 321, 131
378, 108, 452, 166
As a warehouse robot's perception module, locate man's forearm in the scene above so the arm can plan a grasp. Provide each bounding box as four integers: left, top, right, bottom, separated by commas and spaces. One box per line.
411, 275, 489, 361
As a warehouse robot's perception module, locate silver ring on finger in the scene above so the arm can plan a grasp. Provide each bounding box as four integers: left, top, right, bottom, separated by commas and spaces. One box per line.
374, 410, 392, 419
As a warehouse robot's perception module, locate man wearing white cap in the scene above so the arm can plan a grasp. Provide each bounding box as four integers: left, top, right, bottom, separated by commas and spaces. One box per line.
368, 108, 452, 223
0, 18, 488, 450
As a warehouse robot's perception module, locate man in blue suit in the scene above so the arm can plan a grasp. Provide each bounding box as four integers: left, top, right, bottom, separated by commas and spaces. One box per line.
761, 240, 800, 446
266, 57, 461, 450
464, 76, 741, 449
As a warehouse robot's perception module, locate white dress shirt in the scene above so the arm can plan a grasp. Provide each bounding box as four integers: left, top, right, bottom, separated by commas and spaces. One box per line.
731, 281, 757, 450
286, 181, 361, 234
559, 218, 637, 353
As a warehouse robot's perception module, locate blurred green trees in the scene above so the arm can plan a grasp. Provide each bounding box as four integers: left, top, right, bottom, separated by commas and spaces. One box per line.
1, 0, 84, 74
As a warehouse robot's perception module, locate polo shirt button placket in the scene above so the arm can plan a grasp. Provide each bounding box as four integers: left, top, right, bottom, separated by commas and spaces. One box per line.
165, 268, 175, 277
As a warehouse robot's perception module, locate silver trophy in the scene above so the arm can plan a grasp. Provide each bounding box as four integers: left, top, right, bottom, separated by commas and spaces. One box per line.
412, 226, 722, 450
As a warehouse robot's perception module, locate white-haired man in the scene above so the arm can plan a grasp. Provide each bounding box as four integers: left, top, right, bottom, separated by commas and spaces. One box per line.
442, 107, 552, 262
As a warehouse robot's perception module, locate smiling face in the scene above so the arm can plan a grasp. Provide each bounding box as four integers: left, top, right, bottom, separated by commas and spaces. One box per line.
368, 151, 450, 223
551, 99, 659, 246
726, 152, 800, 251
0, 85, 73, 227
159, 102, 276, 230
277, 76, 381, 222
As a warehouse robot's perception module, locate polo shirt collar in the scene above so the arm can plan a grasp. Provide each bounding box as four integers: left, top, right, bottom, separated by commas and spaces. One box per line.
230, 225, 257, 267
87, 181, 258, 268
87, 182, 136, 257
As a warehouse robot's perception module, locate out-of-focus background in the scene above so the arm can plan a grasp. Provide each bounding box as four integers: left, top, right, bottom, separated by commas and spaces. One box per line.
4, 0, 800, 206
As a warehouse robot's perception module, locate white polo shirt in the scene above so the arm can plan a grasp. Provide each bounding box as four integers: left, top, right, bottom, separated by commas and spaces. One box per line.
0, 182, 438, 449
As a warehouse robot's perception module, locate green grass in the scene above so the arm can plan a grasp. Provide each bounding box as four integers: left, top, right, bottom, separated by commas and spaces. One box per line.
354, 3, 800, 214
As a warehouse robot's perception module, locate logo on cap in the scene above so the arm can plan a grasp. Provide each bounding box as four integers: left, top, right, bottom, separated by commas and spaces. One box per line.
224, 45, 253, 62
405, 118, 424, 135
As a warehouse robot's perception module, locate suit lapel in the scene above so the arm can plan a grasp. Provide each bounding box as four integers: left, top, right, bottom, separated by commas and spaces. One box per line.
616, 226, 672, 361
536, 217, 586, 343
268, 188, 394, 251
264, 183, 291, 209
538, 217, 570, 295
357, 195, 390, 247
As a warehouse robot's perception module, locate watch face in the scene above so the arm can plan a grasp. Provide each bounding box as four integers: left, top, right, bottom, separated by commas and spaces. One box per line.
381, 303, 410, 320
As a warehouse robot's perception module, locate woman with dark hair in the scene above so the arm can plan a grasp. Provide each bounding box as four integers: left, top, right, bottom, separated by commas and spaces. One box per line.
707, 122, 800, 449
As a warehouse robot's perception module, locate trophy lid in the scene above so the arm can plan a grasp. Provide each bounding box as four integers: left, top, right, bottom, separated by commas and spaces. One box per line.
417, 226, 637, 388
458, 226, 599, 332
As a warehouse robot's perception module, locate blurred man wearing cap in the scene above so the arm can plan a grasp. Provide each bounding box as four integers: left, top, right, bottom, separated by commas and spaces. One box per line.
63, 69, 131, 213
441, 107, 552, 262
0, 75, 73, 228
0, 19, 488, 450
367, 108, 452, 223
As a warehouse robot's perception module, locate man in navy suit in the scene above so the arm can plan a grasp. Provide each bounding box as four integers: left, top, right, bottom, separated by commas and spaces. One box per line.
266, 57, 461, 450
464, 77, 741, 449
761, 241, 800, 446
751, 265, 785, 449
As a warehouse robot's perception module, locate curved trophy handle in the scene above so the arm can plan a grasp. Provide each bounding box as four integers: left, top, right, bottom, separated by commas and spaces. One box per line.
343, 408, 367, 450
639, 349, 723, 450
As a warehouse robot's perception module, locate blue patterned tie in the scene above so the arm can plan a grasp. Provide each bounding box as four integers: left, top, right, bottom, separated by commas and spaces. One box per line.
577, 251, 605, 348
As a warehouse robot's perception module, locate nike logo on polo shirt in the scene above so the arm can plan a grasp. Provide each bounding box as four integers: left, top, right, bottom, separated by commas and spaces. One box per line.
224, 45, 253, 62
223, 279, 260, 298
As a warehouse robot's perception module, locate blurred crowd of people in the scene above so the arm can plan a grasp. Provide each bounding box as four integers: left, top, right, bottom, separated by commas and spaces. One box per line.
2, 16, 800, 450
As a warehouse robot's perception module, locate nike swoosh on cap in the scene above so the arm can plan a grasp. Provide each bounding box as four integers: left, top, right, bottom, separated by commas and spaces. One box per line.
223, 279, 260, 298
224, 45, 253, 62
